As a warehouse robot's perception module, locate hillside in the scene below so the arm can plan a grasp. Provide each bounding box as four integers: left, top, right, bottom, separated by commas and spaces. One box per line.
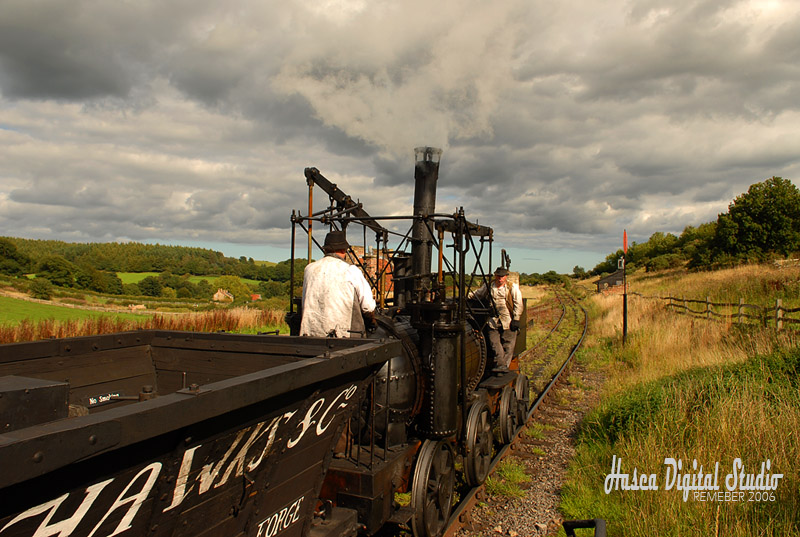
1, 236, 284, 280
0, 236, 305, 304
561, 264, 799, 536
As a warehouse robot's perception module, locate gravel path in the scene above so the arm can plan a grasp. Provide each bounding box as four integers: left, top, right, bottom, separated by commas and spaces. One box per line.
457, 360, 604, 537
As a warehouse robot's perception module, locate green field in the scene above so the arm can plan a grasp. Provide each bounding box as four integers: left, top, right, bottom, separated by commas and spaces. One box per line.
0, 295, 142, 324
117, 273, 261, 287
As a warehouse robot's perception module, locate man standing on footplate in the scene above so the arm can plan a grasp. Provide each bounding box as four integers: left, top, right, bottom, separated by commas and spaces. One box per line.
300, 231, 377, 338
469, 267, 523, 373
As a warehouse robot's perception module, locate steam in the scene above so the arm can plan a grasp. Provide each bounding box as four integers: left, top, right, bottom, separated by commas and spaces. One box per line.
273, 0, 527, 157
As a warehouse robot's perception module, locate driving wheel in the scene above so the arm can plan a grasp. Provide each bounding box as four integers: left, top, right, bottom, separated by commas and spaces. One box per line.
515, 373, 530, 425
498, 385, 519, 444
464, 400, 493, 486
410, 439, 456, 537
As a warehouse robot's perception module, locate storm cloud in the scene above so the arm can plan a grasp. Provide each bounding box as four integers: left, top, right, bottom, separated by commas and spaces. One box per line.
1, 0, 798, 272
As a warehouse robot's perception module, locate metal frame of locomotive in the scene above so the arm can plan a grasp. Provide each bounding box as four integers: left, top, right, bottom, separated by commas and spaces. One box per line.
287, 147, 531, 537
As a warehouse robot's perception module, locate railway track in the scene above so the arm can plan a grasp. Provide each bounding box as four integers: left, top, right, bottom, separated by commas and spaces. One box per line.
440, 288, 588, 537
366, 288, 587, 537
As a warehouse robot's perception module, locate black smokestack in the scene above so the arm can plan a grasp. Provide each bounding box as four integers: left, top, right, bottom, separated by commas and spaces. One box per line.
411, 147, 442, 288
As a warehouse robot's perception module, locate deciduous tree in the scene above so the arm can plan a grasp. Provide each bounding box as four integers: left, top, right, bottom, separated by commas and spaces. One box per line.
713, 177, 800, 259
36, 256, 76, 287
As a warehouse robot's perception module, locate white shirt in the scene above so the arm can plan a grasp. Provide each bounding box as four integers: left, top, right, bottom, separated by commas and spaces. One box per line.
300, 254, 376, 338
469, 281, 523, 330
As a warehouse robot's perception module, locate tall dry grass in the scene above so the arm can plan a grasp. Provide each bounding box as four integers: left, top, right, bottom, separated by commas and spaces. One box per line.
0, 307, 287, 344
587, 291, 799, 393
631, 264, 800, 309
565, 353, 800, 536
561, 266, 800, 536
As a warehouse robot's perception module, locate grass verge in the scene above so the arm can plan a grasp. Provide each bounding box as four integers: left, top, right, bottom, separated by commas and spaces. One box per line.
560, 266, 800, 536
561, 348, 800, 536
486, 458, 530, 499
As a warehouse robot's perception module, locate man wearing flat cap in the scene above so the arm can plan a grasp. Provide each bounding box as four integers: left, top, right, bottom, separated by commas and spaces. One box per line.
300, 231, 377, 338
468, 267, 523, 373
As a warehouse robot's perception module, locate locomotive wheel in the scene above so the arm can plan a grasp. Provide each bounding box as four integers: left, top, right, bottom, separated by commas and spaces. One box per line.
410, 439, 455, 537
514, 373, 530, 425
464, 400, 493, 486
497, 385, 519, 444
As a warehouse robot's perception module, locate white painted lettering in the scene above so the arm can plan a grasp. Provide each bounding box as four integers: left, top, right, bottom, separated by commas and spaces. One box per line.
216, 421, 272, 489
316, 385, 357, 436
265, 513, 279, 537
3, 384, 358, 537
87, 462, 161, 537
287, 399, 325, 449
275, 507, 289, 531
0, 480, 113, 536
289, 497, 304, 525
162, 445, 201, 512
254, 495, 305, 537
246, 416, 283, 472
197, 429, 247, 494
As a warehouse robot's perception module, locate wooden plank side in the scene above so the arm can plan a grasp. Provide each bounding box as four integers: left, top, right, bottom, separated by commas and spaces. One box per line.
0, 340, 59, 364
150, 335, 333, 358
70, 374, 158, 409
151, 347, 301, 378
0, 346, 158, 411
155, 369, 233, 393
0, 365, 372, 537
0, 347, 155, 389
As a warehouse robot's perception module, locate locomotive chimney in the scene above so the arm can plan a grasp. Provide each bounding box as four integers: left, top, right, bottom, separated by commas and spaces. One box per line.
411, 146, 442, 292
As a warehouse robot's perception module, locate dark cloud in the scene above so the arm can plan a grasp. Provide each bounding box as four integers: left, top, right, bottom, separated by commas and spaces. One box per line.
1, 0, 799, 273
0, 0, 160, 100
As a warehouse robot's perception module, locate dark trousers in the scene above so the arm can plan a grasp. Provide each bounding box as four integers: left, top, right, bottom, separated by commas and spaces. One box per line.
487, 328, 516, 368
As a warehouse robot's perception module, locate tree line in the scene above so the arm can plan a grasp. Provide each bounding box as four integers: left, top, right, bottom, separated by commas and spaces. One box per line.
0, 238, 305, 299
1, 238, 295, 279
591, 176, 800, 276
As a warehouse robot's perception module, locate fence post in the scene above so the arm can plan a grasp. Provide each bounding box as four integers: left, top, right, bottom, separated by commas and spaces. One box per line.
738, 298, 744, 324
706, 296, 711, 320
683, 295, 687, 315
776, 298, 783, 330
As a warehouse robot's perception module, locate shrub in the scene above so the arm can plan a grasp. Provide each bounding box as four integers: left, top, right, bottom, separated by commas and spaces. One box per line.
138, 276, 162, 297
36, 256, 76, 287
29, 278, 53, 300
122, 283, 140, 296
161, 287, 177, 299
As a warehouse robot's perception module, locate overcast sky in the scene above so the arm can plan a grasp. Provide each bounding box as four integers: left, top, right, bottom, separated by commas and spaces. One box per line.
1, 0, 798, 273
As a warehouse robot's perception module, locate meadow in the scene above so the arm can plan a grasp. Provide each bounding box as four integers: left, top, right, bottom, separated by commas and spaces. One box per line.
560, 265, 800, 536
0, 295, 141, 324
0, 294, 288, 344
116, 272, 261, 287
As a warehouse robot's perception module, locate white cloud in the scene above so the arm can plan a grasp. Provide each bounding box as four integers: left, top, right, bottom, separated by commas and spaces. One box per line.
0, 0, 799, 272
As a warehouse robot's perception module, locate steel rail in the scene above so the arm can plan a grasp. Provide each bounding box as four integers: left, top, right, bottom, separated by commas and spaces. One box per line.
519, 291, 568, 359
526, 291, 588, 420
442, 289, 588, 537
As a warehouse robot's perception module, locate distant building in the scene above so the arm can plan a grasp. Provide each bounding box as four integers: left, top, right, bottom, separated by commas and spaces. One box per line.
213, 289, 234, 302
348, 246, 394, 297
596, 270, 624, 293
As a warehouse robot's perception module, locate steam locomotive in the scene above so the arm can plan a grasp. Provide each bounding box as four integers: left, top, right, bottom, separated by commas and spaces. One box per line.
0, 147, 529, 537
287, 147, 531, 537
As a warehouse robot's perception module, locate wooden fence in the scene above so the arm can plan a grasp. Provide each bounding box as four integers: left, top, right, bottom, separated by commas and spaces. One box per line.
630, 292, 800, 330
